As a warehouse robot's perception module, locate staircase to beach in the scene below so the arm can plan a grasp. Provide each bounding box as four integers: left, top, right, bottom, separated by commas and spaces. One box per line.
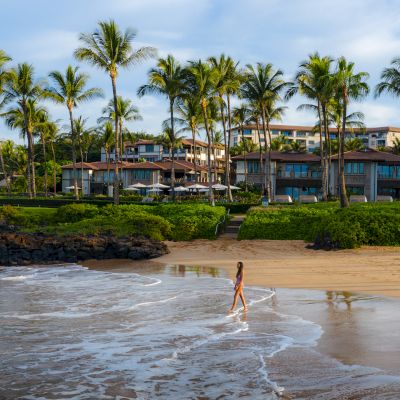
219, 215, 245, 239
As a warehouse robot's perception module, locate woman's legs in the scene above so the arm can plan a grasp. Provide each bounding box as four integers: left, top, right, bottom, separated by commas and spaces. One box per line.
230, 287, 247, 311
239, 290, 247, 309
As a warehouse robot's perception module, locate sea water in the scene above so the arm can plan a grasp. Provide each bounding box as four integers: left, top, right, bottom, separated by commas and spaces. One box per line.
1, 264, 400, 399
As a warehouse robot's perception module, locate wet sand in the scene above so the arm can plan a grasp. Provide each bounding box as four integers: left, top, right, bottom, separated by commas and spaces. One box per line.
156, 239, 400, 298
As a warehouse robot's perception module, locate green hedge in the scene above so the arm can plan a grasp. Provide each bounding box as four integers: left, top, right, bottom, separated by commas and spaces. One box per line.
238, 203, 400, 248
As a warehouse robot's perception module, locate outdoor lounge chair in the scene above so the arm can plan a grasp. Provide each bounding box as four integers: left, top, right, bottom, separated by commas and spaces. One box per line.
349, 195, 367, 203
376, 195, 393, 202
274, 195, 293, 203
299, 195, 318, 203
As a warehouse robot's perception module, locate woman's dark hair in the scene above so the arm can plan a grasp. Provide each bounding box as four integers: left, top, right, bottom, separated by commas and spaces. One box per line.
236, 261, 244, 278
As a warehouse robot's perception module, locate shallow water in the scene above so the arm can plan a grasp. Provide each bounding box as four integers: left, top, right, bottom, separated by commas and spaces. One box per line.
0, 264, 400, 399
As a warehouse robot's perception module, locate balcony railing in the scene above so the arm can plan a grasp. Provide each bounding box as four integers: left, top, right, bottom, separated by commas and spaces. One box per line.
277, 170, 322, 179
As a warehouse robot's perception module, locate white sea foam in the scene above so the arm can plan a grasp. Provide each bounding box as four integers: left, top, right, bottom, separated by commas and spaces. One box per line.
127, 295, 177, 310
1, 275, 34, 281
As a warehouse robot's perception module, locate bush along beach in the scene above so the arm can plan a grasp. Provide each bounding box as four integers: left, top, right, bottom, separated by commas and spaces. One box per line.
238, 203, 400, 249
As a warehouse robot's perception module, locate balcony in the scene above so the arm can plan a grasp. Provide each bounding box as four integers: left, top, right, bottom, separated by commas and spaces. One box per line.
277, 170, 322, 179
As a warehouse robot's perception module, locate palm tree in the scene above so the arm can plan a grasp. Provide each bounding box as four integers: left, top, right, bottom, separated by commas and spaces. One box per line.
98, 96, 142, 163
332, 57, 369, 208
186, 60, 217, 205
232, 104, 250, 190
241, 63, 290, 199
46, 65, 102, 198
344, 137, 365, 151
138, 55, 184, 199
208, 55, 240, 200
0, 50, 12, 194
175, 96, 203, 182
45, 121, 60, 194
99, 122, 114, 187
75, 20, 156, 204
283, 140, 307, 153
392, 137, 400, 155
375, 57, 400, 98
271, 134, 287, 151
287, 53, 333, 201
2, 63, 43, 197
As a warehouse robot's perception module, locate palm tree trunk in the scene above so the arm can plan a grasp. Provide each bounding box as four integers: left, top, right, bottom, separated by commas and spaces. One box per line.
219, 94, 229, 194
50, 141, 57, 195
41, 136, 48, 197
322, 104, 331, 197
106, 150, 110, 192
22, 102, 33, 198
80, 146, 84, 196
119, 119, 124, 182
68, 108, 79, 199
169, 99, 176, 201
340, 95, 349, 208
0, 142, 11, 195
266, 119, 274, 201
317, 101, 327, 201
226, 94, 233, 201
260, 110, 270, 199
240, 126, 248, 192
192, 127, 198, 183
110, 74, 120, 205
256, 119, 263, 187
201, 100, 215, 206
211, 127, 218, 183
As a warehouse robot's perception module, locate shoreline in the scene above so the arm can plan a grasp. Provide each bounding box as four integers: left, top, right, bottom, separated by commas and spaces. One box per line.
154, 238, 400, 298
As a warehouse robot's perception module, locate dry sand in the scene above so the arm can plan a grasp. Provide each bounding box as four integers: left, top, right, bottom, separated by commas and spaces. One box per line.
156, 239, 400, 298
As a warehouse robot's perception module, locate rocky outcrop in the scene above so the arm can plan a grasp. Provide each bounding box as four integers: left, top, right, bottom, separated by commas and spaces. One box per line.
0, 233, 169, 266
307, 232, 340, 250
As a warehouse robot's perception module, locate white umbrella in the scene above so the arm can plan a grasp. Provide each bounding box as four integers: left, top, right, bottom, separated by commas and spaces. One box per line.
129, 183, 147, 188
230, 185, 241, 190
199, 188, 210, 192
148, 188, 162, 193
149, 183, 170, 189
187, 183, 208, 190
124, 186, 140, 191
65, 185, 81, 190
170, 186, 189, 192
212, 183, 227, 190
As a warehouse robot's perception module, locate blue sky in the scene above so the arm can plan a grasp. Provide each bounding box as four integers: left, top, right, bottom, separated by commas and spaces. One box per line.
2, 0, 400, 143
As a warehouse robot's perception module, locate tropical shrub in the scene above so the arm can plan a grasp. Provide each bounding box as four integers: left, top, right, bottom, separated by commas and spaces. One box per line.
54, 203, 99, 223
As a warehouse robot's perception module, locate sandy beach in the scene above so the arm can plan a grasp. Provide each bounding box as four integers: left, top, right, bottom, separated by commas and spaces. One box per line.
155, 239, 400, 298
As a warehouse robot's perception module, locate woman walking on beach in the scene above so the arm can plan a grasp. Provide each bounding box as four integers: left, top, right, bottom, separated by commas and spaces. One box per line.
230, 261, 248, 312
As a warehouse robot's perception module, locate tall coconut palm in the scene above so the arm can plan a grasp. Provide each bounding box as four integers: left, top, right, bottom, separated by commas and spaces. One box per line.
138, 55, 184, 199
332, 57, 369, 208
232, 104, 250, 190
45, 121, 60, 194
186, 60, 217, 205
375, 57, 400, 99
287, 53, 333, 201
0, 51, 12, 194
99, 96, 142, 163
208, 55, 240, 200
46, 65, 102, 198
75, 20, 156, 204
175, 96, 203, 182
2, 63, 43, 197
241, 63, 290, 199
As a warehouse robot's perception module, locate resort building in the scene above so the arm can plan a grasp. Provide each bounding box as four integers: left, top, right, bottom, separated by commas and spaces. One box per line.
61, 160, 210, 195
102, 138, 225, 171
232, 148, 400, 201
229, 124, 400, 153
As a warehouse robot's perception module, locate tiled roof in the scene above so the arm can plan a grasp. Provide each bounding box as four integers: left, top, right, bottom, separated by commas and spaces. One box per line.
331, 149, 400, 162
232, 151, 321, 162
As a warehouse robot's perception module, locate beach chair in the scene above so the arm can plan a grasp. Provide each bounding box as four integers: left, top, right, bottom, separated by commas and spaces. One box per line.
274, 195, 293, 204
349, 195, 367, 203
376, 195, 393, 202
299, 195, 318, 203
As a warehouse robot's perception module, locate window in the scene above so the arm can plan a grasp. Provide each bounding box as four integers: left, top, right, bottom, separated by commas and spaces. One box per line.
133, 169, 151, 180
308, 140, 315, 145
247, 160, 260, 174
296, 131, 307, 137
282, 186, 318, 200
272, 130, 280, 135
145, 144, 154, 152
347, 186, 364, 195
282, 131, 293, 137
344, 162, 365, 175
377, 140, 386, 147
282, 163, 309, 178
243, 129, 252, 135
378, 165, 394, 178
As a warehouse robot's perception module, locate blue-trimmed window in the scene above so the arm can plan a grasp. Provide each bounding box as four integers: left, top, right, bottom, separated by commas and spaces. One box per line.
133, 169, 151, 180
378, 165, 394, 178
145, 144, 154, 152
282, 131, 292, 137
344, 162, 364, 175
284, 163, 309, 177
247, 160, 260, 173
243, 129, 252, 135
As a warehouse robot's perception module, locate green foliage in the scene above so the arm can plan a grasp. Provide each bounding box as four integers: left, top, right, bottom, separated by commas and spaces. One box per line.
238, 203, 400, 248
54, 203, 99, 223
0, 205, 56, 227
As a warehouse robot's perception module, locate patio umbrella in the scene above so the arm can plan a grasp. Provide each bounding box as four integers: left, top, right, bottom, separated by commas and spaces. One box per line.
148, 188, 162, 193
230, 185, 241, 190
186, 183, 208, 190
149, 183, 170, 189
212, 183, 228, 190
129, 183, 147, 188
124, 186, 140, 191
170, 186, 189, 192
65, 185, 81, 190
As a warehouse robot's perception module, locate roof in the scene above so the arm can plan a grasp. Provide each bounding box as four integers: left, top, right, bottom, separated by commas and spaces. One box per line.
155, 160, 209, 172
232, 151, 321, 163
124, 137, 224, 150
331, 149, 400, 162
230, 123, 400, 134
61, 161, 100, 170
